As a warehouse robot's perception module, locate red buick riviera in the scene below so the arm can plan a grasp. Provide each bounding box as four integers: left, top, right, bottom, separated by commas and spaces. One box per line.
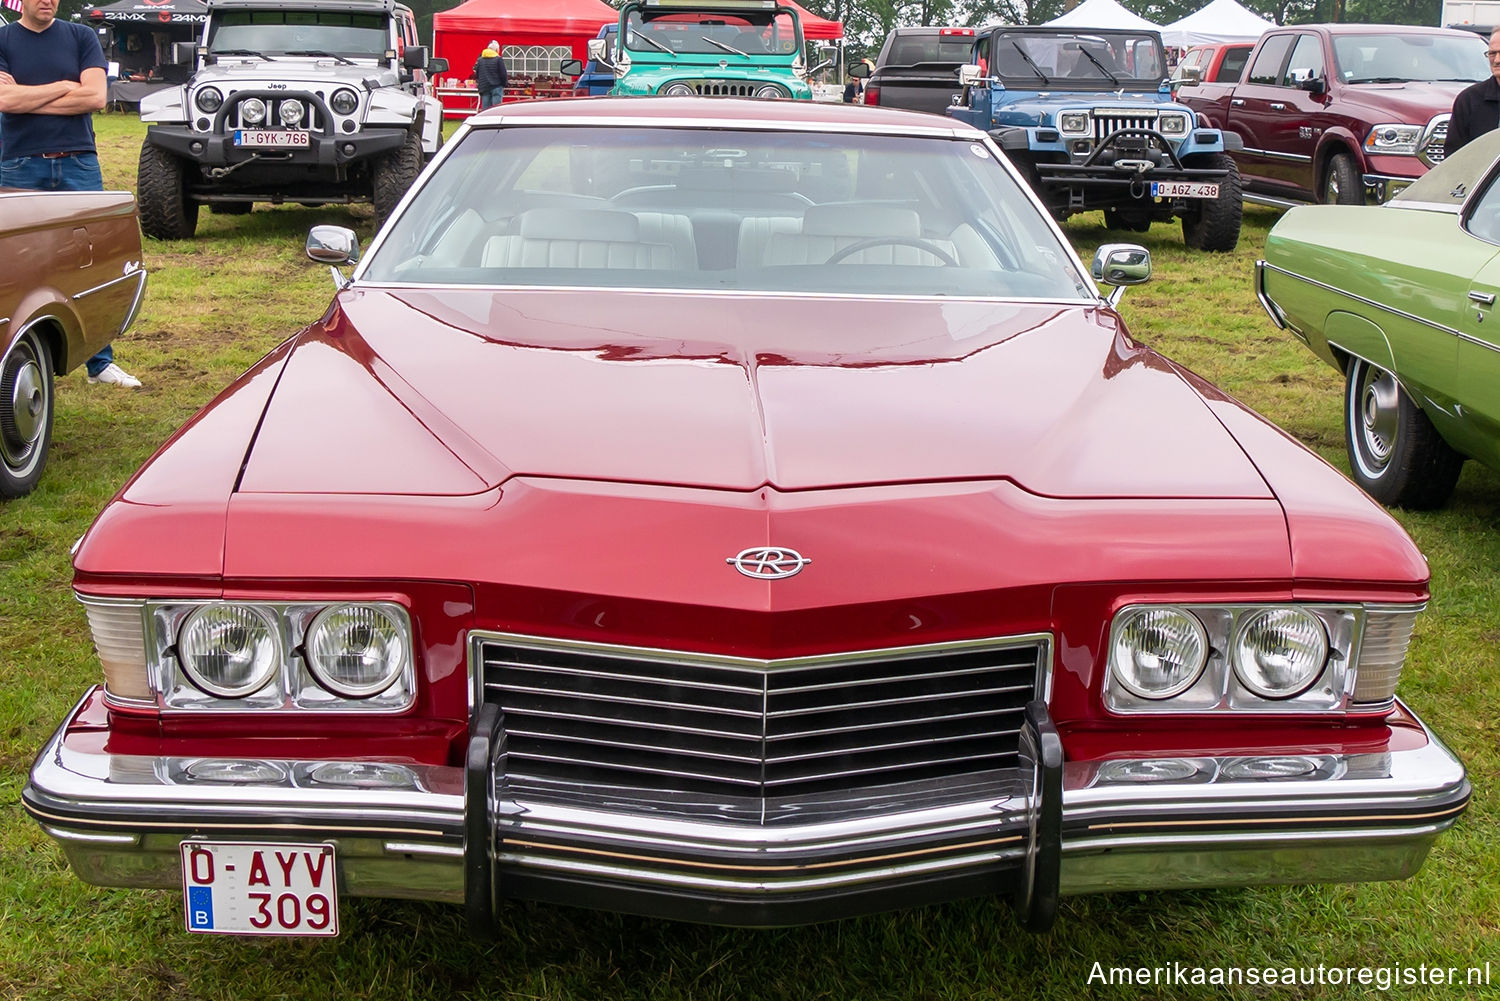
25, 99, 1469, 937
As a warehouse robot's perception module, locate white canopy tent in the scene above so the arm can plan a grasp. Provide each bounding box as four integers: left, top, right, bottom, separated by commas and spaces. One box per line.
1161, 0, 1274, 47
1044, 0, 1161, 31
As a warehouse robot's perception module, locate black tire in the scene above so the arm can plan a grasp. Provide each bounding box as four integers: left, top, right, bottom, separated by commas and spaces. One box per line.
1344, 357, 1463, 509
210, 202, 252, 215
137, 142, 199, 240
1104, 207, 1151, 232
1322, 151, 1362, 205
373, 129, 423, 227
1181, 152, 1242, 252
0, 327, 54, 499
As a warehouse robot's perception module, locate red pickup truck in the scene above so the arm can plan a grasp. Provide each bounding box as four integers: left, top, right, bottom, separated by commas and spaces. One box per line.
1177, 24, 1487, 206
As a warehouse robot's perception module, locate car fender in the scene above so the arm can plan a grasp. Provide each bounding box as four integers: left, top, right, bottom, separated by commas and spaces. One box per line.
140, 85, 187, 123
366, 88, 421, 127
1324, 310, 1396, 376
5, 293, 85, 377
1314, 130, 1368, 179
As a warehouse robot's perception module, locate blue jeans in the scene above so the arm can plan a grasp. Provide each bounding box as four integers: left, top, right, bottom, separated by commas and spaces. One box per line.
480, 86, 505, 109
1, 153, 114, 375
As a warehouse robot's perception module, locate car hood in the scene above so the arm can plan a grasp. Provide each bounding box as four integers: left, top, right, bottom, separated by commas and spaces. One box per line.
1338, 80, 1470, 122
234, 288, 1272, 500
193, 60, 396, 88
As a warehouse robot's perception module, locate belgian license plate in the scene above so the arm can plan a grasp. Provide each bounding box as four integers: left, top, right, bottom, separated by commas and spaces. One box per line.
181, 841, 339, 936
233, 129, 310, 148
1151, 180, 1220, 199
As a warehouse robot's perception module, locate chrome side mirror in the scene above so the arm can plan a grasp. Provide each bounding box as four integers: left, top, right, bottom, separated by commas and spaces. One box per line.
958, 63, 985, 87
1091, 243, 1151, 306
1175, 64, 1202, 87
306, 225, 360, 289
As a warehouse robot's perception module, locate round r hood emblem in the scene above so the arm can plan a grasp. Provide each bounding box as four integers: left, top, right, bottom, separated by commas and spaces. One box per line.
726, 547, 810, 579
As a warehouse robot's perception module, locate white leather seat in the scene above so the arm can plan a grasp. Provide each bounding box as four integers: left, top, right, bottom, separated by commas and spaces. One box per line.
758, 204, 957, 267
481, 208, 681, 270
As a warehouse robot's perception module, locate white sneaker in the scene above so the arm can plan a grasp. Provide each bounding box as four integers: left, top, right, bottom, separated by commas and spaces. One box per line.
87, 363, 142, 389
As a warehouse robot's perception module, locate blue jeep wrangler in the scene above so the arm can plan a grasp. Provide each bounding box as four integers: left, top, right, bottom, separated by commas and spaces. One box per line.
946, 25, 1243, 251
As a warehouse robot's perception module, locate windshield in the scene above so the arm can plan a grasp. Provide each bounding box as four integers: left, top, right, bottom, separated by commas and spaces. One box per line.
207, 10, 388, 59
988, 30, 1166, 87
362, 126, 1090, 299
622, 9, 801, 59
887, 33, 975, 67
1331, 32, 1487, 84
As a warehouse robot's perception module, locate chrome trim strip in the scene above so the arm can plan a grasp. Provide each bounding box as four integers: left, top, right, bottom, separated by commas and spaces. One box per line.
1391, 199, 1462, 214
1254, 259, 1288, 330
1241, 146, 1312, 164
352, 283, 1098, 306
71, 267, 147, 303
1257, 261, 1470, 342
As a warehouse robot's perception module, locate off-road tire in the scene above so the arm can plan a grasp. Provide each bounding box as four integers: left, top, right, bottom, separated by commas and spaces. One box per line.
373, 128, 423, 227
1181, 152, 1242, 252
0, 327, 53, 499
1104, 207, 1152, 232
210, 202, 252, 215
1323, 152, 1362, 205
1344, 357, 1463, 509
137, 142, 200, 240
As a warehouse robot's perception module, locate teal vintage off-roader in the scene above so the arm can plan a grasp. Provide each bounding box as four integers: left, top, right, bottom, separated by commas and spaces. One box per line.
584, 0, 814, 100
940, 24, 1243, 251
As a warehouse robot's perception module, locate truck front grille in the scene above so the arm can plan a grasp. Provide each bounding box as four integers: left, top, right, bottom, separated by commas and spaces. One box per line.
474, 633, 1047, 807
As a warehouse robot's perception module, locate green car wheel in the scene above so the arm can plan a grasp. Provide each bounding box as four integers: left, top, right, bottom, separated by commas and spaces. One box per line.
1344, 357, 1463, 509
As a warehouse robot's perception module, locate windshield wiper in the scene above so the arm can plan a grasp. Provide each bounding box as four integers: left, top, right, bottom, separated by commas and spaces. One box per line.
214, 48, 276, 60
630, 30, 676, 57
285, 49, 356, 65
1078, 48, 1119, 85
701, 36, 747, 57
1009, 42, 1048, 84
1350, 76, 1411, 84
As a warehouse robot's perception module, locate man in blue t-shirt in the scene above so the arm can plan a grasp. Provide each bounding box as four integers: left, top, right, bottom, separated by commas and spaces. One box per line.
0, 0, 142, 388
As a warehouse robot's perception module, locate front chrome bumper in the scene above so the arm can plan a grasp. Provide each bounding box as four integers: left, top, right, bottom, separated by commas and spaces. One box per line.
24, 688, 1470, 928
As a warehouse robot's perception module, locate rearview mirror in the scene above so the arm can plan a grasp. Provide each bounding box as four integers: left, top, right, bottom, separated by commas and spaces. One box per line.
1091, 243, 1151, 306
1288, 67, 1326, 94
848, 60, 871, 79
429, 57, 449, 75
958, 63, 985, 87
402, 45, 428, 70
560, 58, 584, 77
1174, 64, 1202, 87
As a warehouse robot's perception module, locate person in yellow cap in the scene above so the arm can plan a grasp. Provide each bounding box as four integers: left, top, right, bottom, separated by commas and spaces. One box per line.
473, 38, 507, 110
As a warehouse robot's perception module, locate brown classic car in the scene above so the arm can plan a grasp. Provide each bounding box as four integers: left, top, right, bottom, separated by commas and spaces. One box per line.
0, 190, 147, 497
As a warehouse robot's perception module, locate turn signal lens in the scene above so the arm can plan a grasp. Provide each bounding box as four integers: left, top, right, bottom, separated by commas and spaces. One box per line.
304, 603, 408, 698
1353, 607, 1419, 703
79, 595, 151, 701
1110, 606, 1208, 699
178, 604, 281, 698
1232, 607, 1328, 699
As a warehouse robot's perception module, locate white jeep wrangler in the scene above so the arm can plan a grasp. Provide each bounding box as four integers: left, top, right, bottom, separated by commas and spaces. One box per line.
137, 0, 446, 239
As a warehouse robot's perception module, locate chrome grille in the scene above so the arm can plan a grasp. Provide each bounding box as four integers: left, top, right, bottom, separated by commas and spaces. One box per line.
476, 634, 1046, 801
1422, 121, 1448, 167
1092, 110, 1159, 142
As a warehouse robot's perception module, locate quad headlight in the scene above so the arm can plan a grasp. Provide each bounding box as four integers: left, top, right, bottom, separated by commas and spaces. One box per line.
662, 82, 695, 97
1109, 606, 1207, 699
240, 97, 267, 125
1105, 602, 1421, 714
179, 604, 282, 698
305, 603, 409, 698
754, 84, 786, 99
1231, 607, 1328, 699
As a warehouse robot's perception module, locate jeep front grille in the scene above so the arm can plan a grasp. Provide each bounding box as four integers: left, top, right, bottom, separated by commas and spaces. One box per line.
1093, 111, 1159, 142
474, 632, 1047, 808
669, 80, 772, 98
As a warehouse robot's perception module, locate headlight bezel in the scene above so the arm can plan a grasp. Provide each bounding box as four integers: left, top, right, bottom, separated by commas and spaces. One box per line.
303, 602, 411, 699
1058, 110, 1091, 135
753, 84, 786, 100
661, 82, 695, 97
1104, 601, 1419, 715
77, 596, 418, 713
177, 603, 284, 699
1158, 112, 1191, 137
194, 86, 224, 114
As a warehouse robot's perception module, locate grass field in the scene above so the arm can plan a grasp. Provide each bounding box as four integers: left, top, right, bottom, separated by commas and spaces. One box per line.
0, 113, 1495, 1000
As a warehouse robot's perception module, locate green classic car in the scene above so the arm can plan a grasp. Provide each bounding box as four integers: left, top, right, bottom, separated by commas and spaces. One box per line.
1258, 128, 1500, 509
606, 0, 813, 100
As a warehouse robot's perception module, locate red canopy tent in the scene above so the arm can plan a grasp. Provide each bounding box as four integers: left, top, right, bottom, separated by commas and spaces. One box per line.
432, 0, 616, 105
783, 1, 843, 40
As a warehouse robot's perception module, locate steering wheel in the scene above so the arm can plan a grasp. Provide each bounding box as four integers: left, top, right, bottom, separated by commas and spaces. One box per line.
823, 237, 958, 266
